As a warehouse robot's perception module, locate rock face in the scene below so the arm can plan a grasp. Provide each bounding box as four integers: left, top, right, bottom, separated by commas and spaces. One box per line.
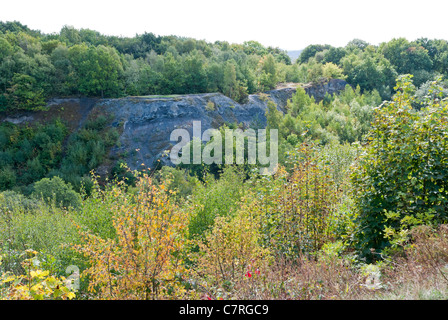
102, 79, 348, 170
302, 79, 349, 101
2, 79, 349, 171
101, 92, 274, 170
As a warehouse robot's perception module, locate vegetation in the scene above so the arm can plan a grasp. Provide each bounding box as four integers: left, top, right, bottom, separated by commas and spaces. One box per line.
2, 21, 448, 301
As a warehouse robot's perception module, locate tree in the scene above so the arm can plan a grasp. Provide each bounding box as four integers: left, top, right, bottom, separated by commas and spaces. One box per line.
206, 62, 224, 92
223, 60, 239, 99
84, 45, 123, 97
32, 176, 82, 209
158, 52, 184, 94
342, 49, 397, 99
59, 25, 81, 45
50, 44, 72, 95
242, 40, 267, 56
6, 73, 46, 110
322, 62, 346, 80
0, 166, 16, 191
70, 45, 124, 97
381, 38, 434, 85
183, 51, 207, 93
257, 54, 278, 91
323, 47, 347, 65
73, 173, 190, 299
346, 39, 370, 52
352, 75, 448, 259
298, 44, 332, 64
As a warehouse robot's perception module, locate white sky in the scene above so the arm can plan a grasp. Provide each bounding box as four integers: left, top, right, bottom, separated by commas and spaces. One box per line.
1, 0, 447, 50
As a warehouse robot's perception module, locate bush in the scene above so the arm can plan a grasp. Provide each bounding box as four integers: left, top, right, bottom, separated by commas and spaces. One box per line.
252, 144, 343, 259
0, 167, 16, 191
186, 166, 246, 240
32, 177, 82, 209
0, 190, 39, 212
205, 101, 215, 111
0, 250, 76, 300
0, 200, 80, 278
154, 166, 200, 200
192, 204, 272, 298
352, 75, 448, 259
73, 172, 191, 299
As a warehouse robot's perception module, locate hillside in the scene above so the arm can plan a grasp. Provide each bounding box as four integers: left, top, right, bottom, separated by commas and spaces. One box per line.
287, 49, 303, 62
1, 79, 349, 174
3, 20, 448, 303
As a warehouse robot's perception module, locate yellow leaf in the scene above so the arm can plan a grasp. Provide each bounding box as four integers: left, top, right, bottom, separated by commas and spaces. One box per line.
67, 292, 76, 300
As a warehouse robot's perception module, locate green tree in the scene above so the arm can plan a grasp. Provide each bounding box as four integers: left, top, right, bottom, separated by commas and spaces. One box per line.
223, 60, 239, 99
322, 62, 346, 80
352, 75, 448, 259
183, 51, 207, 93
381, 38, 434, 86
32, 176, 82, 209
323, 47, 347, 65
6, 73, 46, 110
70, 45, 124, 97
0, 166, 16, 191
84, 45, 123, 97
158, 52, 185, 94
257, 54, 278, 91
342, 48, 397, 99
298, 44, 332, 64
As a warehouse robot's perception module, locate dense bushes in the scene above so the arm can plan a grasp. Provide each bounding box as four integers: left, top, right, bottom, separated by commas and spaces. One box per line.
0, 120, 68, 192
32, 176, 81, 209
73, 172, 191, 299
352, 75, 448, 259
265, 84, 381, 157
0, 111, 118, 195
2, 22, 448, 300
2, 130, 448, 299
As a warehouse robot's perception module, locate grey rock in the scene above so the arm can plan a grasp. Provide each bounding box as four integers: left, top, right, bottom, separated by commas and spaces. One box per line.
1, 79, 349, 172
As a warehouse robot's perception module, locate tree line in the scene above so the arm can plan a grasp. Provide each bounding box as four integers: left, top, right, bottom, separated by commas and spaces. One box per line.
0, 21, 290, 111
2, 21, 448, 113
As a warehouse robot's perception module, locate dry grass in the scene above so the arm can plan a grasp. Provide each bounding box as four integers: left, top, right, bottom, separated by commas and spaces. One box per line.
376, 224, 448, 300
194, 225, 448, 300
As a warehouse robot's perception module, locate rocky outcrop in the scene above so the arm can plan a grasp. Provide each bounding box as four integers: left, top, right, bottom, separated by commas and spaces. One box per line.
101, 92, 272, 169
303, 79, 349, 101
1, 79, 349, 171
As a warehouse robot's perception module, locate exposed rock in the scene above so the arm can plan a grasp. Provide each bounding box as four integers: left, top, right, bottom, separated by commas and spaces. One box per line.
3, 115, 34, 124
1, 79, 349, 171
101, 92, 270, 170
303, 79, 349, 101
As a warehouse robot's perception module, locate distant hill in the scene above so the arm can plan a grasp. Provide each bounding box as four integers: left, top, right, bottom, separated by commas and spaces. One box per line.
287, 50, 303, 63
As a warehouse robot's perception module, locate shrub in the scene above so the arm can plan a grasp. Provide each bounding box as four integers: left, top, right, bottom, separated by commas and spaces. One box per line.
32, 176, 82, 209
186, 166, 246, 240
252, 144, 343, 260
192, 202, 272, 298
205, 101, 215, 111
0, 167, 16, 191
0, 200, 80, 278
0, 250, 76, 300
73, 172, 191, 299
352, 75, 448, 259
0, 191, 39, 212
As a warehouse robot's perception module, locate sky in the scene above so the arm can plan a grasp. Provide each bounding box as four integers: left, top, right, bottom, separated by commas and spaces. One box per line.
1, 0, 447, 51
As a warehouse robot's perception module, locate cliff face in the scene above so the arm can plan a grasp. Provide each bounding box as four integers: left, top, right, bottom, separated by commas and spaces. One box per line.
102, 79, 348, 169
1, 79, 349, 171
302, 79, 349, 101
102, 92, 270, 169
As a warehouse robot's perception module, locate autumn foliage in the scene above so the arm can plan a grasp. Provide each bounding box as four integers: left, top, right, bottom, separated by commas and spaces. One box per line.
73, 173, 190, 299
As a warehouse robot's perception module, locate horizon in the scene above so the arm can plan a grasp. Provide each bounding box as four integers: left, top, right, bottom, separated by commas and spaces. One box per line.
1, 0, 448, 51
